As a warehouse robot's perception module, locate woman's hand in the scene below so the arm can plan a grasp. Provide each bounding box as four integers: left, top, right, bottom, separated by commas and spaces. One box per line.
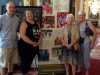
32, 42, 39, 47
67, 44, 72, 49
62, 43, 67, 48
32, 42, 37, 47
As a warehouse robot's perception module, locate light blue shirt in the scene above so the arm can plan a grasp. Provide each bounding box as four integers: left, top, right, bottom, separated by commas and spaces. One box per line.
79, 21, 92, 38
0, 13, 19, 48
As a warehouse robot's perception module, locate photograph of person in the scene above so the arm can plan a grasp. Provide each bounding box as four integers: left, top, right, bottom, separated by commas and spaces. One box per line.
42, 16, 55, 28
41, 0, 53, 15
57, 12, 68, 28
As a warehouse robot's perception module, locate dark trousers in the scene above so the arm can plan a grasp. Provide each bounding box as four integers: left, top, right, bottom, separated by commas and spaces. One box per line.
18, 44, 39, 74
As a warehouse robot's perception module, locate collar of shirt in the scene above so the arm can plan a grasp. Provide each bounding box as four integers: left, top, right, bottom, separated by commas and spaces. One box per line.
6, 12, 15, 18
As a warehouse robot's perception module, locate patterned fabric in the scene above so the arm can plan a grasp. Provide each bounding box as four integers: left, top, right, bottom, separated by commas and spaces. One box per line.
0, 13, 19, 48
61, 25, 79, 64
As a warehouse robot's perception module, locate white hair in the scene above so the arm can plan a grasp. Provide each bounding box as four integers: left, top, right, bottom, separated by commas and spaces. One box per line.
78, 11, 86, 16
66, 14, 75, 23
6, 1, 15, 8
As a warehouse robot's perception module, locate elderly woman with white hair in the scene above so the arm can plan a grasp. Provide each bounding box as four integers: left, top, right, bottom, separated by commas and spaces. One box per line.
77, 11, 96, 75
61, 14, 79, 75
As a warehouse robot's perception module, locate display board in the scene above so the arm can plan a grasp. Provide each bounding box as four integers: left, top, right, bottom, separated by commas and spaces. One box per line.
39, 28, 63, 64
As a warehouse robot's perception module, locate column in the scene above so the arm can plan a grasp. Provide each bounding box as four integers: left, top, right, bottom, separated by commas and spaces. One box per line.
80, 0, 84, 11
37, 0, 40, 6
84, 0, 90, 19
75, 0, 80, 20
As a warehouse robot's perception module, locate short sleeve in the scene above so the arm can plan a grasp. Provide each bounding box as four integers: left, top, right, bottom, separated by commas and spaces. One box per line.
87, 21, 92, 27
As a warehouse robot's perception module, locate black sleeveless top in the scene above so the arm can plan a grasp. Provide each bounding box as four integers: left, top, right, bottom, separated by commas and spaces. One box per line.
25, 21, 39, 42
18, 21, 39, 48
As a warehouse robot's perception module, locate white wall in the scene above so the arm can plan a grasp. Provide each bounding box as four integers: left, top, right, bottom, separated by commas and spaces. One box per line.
53, 0, 69, 12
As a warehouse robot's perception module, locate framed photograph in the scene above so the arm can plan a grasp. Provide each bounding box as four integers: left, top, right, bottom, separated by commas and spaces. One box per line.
43, 16, 55, 28
57, 12, 68, 28
1, 6, 42, 28
40, 0, 53, 15
42, 29, 53, 38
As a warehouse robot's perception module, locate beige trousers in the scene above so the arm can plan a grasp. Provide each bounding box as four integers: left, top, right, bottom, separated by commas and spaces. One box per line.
0, 48, 20, 72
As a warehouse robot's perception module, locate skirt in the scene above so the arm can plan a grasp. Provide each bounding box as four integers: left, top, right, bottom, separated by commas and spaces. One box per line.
61, 46, 77, 65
